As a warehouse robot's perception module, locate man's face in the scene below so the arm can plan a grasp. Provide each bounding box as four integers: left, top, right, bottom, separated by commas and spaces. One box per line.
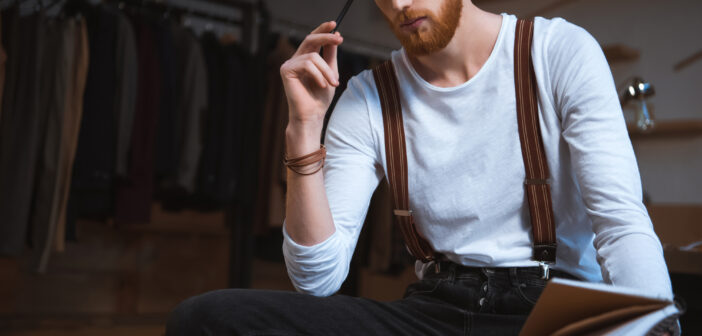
375, 0, 464, 56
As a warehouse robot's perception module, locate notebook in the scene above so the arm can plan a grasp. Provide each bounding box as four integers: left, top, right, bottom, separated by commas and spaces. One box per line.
520, 278, 681, 336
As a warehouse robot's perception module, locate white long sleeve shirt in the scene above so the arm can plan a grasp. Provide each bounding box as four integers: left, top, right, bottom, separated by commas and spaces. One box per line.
282, 13, 674, 300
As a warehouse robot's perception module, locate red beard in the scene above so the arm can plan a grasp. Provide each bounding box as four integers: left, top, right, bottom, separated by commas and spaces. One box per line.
384, 0, 464, 56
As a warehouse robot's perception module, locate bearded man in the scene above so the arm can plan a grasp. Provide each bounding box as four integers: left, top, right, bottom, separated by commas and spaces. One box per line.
166, 1, 677, 335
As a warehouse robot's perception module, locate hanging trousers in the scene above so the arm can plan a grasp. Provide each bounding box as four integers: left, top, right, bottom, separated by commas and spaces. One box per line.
166, 263, 578, 336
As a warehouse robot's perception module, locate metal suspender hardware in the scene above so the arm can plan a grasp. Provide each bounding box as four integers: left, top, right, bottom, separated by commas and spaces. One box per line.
393, 209, 413, 217
539, 261, 551, 280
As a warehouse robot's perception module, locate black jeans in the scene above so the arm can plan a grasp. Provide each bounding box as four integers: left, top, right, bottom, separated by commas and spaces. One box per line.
166, 263, 578, 336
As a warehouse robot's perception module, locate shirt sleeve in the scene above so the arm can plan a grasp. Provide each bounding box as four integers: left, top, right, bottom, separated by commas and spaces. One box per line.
546, 19, 673, 300
282, 74, 385, 297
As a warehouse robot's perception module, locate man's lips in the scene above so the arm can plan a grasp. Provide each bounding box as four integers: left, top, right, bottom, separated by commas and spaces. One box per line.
400, 16, 427, 29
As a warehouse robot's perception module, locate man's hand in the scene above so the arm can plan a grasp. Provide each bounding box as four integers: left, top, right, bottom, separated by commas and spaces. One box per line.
280, 21, 343, 128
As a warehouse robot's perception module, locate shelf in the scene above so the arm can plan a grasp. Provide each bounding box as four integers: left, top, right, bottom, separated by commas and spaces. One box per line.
647, 204, 702, 275
602, 44, 640, 64
674, 49, 702, 72
627, 120, 702, 139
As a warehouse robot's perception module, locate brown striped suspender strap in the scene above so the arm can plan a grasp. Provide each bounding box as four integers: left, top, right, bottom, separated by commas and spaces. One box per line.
514, 18, 557, 263
371, 18, 557, 264
372, 61, 436, 263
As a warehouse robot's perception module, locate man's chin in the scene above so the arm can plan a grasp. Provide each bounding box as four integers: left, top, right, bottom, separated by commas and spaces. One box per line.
403, 45, 443, 56
393, 0, 463, 56
392, 24, 456, 55
399, 37, 450, 56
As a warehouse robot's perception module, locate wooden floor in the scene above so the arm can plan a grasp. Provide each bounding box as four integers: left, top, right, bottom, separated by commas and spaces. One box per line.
0, 258, 286, 336
0, 203, 419, 336
0, 257, 416, 336
3, 325, 165, 336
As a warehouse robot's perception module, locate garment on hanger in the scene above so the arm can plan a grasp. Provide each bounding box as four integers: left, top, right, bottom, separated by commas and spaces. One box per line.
154, 17, 178, 182
0, 9, 47, 256
66, 4, 119, 234
51, 17, 90, 255
218, 42, 249, 205
252, 35, 294, 235
114, 13, 162, 224
196, 32, 246, 209
230, 16, 272, 285
158, 23, 210, 211
114, 9, 139, 178
30, 17, 71, 269
171, 24, 207, 194
197, 32, 226, 209
0, 11, 6, 123
235, 2, 272, 214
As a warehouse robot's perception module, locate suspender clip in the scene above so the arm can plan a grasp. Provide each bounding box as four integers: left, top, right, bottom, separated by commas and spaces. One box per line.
539, 261, 551, 280
393, 209, 413, 217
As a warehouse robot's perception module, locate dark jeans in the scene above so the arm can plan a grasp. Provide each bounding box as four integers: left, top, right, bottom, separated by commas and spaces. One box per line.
166, 262, 578, 336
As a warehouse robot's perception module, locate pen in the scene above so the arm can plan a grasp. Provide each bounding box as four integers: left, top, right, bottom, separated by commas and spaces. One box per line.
332, 0, 354, 33
321, 0, 354, 56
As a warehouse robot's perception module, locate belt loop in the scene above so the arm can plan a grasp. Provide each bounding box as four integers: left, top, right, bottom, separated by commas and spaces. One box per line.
448, 263, 457, 283
509, 268, 521, 287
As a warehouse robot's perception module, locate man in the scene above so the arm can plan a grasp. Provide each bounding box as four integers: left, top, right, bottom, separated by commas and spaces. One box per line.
167, 0, 676, 334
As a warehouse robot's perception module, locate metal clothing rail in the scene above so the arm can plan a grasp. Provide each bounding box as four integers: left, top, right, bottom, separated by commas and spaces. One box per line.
176, 0, 260, 53
116, 0, 260, 52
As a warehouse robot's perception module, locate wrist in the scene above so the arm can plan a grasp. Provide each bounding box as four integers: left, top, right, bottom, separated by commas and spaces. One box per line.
285, 123, 323, 158
287, 113, 325, 130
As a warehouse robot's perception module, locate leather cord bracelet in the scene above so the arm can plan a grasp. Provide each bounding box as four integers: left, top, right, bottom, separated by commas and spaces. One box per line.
284, 144, 326, 175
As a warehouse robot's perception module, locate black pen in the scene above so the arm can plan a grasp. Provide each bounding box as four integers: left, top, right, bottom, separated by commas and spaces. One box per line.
321, 0, 354, 56
331, 0, 354, 33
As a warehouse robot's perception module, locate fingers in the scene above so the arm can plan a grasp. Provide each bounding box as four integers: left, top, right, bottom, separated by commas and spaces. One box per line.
310, 21, 336, 34
302, 59, 330, 89
295, 32, 343, 57
281, 21, 343, 90
281, 52, 339, 89
322, 32, 340, 73
294, 53, 339, 88
308, 53, 339, 86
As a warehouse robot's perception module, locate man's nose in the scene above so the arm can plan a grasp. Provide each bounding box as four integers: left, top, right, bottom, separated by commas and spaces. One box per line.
390, 0, 412, 11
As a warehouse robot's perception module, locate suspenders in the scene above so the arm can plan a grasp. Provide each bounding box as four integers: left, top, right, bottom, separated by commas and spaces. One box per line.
373, 60, 435, 262
513, 19, 557, 264
371, 18, 558, 268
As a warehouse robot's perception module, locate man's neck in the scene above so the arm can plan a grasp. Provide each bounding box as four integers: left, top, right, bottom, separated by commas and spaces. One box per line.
406, 4, 503, 88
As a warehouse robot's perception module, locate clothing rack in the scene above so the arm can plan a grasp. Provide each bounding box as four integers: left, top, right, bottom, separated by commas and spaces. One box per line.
2, 0, 261, 53
108, 0, 265, 289
58, 0, 264, 288
109, 0, 265, 289
172, 0, 261, 54
116, 0, 244, 25
113, 0, 261, 52
156, 0, 264, 289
